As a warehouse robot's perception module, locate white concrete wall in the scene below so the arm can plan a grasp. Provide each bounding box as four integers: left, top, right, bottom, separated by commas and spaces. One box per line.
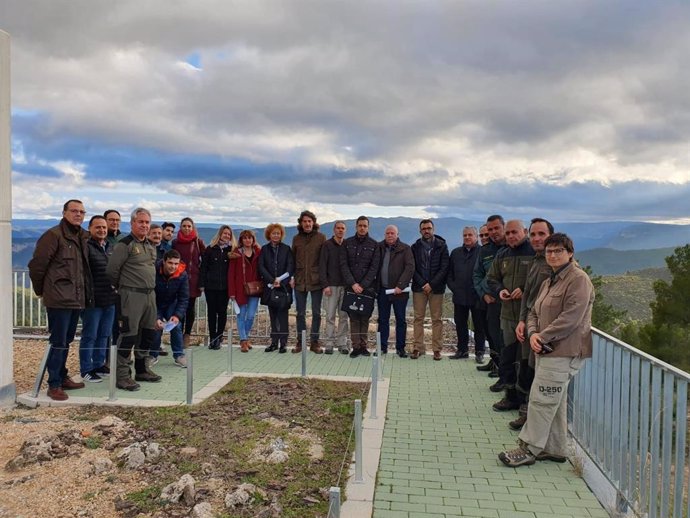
0, 30, 16, 406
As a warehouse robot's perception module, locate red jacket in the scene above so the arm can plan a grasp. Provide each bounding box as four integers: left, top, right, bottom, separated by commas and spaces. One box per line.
228, 247, 262, 305
172, 237, 206, 298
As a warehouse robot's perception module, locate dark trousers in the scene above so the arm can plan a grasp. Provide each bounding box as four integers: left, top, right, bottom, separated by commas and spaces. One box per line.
46, 308, 80, 388
453, 303, 486, 355
486, 301, 504, 359
499, 340, 520, 386
182, 297, 197, 335
205, 289, 229, 344
294, 289, 323, 343
268, 306, 289, 346
350, 315, 370, 349
377, 290, 408, 353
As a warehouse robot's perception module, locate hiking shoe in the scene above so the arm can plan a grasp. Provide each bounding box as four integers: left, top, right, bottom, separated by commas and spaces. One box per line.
536, 451, 567, 463
82, 371, 103, 383
174, 356, 188, 368
493, 398, 521, 411
117, 378, 141, 391
476, 359, 494, 371
509, 415, 527, 430
490, 381, 508, 392
498, 447, 536, 467
135, 371, 162, 383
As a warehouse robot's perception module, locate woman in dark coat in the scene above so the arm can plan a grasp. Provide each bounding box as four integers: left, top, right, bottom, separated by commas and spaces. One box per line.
228, 229, 262, 352
172, 217, 206, 346
258, 223, 294, 353
199, 224, 235, 350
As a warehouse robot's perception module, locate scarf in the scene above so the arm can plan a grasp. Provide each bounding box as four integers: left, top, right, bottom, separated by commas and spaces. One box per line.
176, 228, 198, 244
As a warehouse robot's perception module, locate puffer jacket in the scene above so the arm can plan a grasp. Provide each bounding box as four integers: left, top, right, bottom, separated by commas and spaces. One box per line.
487, 238, 535, 323
340, 233, 380, 291
447, 243, 480, 306
199, 244, 231, 291
155, 261, 190, 321
411, 235, 449, 294
86, 238, 117, 307
29, 219, 93, 309
292, 230, 326, 291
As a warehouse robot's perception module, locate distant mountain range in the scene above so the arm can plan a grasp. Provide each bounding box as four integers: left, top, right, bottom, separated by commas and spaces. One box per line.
11, 217, 689, 275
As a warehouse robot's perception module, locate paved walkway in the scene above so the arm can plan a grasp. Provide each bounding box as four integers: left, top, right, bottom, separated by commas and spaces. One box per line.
19, 345, 608, 517
372, 355, 608, 518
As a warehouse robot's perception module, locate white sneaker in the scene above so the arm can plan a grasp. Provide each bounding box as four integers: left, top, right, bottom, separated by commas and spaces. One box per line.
174, 356, 188, 368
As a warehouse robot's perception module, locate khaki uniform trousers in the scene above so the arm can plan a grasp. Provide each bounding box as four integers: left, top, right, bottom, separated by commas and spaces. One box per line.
519, 355, 584, 457
412, 291, 444, 353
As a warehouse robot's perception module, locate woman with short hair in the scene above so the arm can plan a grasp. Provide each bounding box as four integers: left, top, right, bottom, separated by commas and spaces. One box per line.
258, 223, 294, 353
499, 233, 594, 468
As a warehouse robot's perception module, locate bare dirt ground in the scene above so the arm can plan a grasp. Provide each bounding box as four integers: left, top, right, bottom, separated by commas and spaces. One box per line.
3, 339, 365, 517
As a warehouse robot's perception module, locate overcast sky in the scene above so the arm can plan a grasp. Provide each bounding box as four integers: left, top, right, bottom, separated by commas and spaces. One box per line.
2, 1, 689, 225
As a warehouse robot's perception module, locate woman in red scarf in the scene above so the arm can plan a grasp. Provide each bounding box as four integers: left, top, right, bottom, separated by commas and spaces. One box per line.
172, 217, 206, 346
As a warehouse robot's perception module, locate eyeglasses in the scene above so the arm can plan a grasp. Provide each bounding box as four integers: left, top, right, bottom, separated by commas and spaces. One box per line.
545, 248, 567, 255
67, 209, 87, 215
479, 233, 489, 238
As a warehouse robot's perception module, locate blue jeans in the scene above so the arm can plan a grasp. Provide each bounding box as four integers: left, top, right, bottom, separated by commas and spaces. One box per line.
237, 297, 260, 340
376, 289, 409, 353
79, 305, 115, 375
46, 308, 81, 388
151, 321, 184, 359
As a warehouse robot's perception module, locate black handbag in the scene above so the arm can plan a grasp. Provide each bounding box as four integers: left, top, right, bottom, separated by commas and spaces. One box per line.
341, 290, 375, 317
265, 286, 293, 309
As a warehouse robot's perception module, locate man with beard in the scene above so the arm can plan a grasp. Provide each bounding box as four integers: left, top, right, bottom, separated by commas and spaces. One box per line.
291, 210, 326, 353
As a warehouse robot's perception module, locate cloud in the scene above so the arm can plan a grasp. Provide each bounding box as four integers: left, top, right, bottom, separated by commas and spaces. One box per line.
3, 0, 690, 224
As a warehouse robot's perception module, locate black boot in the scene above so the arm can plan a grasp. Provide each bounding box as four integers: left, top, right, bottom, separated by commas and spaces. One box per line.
265, 342, 278, 352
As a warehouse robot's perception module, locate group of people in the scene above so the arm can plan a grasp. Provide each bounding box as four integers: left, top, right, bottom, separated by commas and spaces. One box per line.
29, 200, 595, 470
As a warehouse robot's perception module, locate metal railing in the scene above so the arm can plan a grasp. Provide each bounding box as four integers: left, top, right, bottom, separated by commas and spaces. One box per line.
570, 327, 690, 518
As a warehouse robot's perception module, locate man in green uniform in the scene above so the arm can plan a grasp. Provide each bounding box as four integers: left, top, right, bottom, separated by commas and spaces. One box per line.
106, 207, 161, 391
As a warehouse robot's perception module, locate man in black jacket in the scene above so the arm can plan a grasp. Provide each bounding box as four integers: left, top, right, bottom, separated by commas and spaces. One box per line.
410, 219, 450, 360
340, 216, 380, 358
447, 226, 485, 362
80, 215, 117, 383
377, 225, 414, 357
